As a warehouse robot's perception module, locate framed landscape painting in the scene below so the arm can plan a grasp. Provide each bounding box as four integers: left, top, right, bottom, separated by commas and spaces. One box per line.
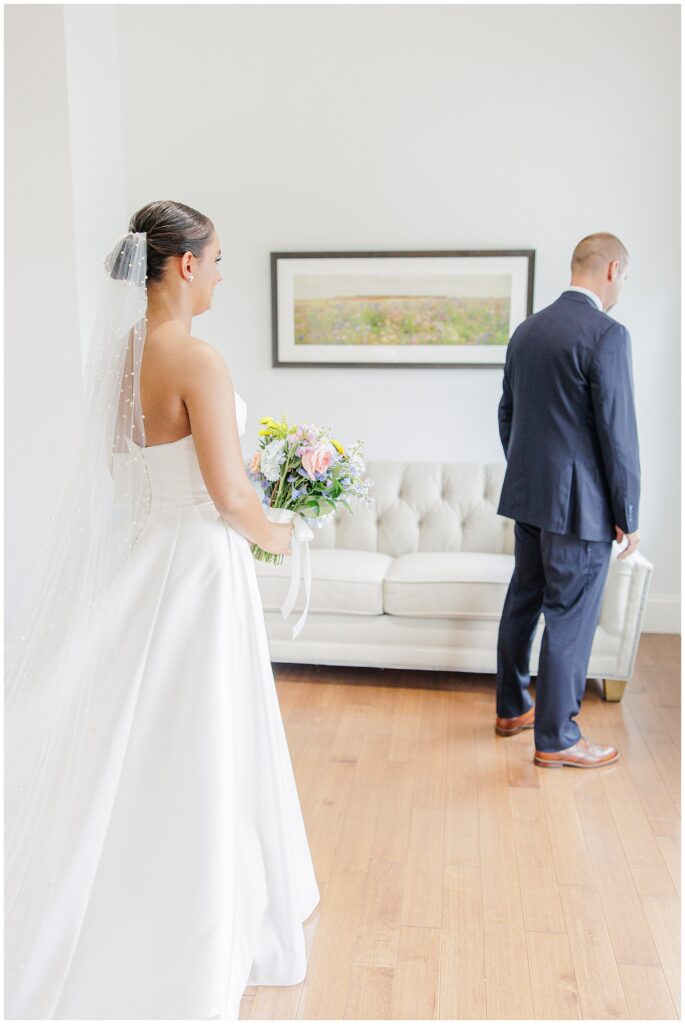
271, 250, 535, 368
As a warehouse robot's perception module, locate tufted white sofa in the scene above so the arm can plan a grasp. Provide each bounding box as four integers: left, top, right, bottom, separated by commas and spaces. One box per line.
254, 461, 653, 701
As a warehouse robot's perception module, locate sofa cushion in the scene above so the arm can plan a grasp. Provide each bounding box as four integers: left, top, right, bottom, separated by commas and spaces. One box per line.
384, 551, 514, 619
255, 549, 393, 616
309, 461, 515, 557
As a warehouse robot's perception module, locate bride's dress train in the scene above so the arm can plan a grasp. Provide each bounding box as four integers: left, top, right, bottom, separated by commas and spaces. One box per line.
6, 391, 320, 1019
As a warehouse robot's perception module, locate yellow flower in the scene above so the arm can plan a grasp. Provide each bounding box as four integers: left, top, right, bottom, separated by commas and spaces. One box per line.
331, 439, 345, 455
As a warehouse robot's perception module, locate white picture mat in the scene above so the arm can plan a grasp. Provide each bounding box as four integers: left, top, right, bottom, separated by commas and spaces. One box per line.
276, 255, 531, 365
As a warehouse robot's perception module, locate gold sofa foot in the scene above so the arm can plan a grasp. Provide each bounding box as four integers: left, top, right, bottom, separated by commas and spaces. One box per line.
602, 678, 627, 702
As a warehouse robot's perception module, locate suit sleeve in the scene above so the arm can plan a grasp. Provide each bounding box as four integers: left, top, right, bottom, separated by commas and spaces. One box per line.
498, 344, 513, 458
589, 322, 641, 533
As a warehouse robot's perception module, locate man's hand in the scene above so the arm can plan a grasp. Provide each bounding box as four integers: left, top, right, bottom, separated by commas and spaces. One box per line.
615, 525, 641, 560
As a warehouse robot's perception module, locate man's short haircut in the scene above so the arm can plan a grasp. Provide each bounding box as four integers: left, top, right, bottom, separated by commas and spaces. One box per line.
571, 232, 630, 274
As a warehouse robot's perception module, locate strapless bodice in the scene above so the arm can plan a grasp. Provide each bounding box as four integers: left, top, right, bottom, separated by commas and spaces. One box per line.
124, 391, 247, 512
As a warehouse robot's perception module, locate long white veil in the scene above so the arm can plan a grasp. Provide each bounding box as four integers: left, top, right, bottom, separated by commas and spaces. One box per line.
5, 231, 150, 1016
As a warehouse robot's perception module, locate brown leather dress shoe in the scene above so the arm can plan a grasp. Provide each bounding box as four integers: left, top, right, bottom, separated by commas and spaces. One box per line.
534, 735, 619, 768
495, 704, 535, 736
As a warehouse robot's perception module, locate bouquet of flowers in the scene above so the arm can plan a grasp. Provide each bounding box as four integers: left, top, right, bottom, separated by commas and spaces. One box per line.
246, 414, 373, 565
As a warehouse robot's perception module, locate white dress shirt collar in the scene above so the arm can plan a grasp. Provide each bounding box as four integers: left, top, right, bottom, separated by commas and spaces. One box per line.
565, 285, 603, 311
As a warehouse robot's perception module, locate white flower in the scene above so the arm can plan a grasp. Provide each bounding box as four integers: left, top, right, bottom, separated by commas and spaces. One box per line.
260, 439, 286, 482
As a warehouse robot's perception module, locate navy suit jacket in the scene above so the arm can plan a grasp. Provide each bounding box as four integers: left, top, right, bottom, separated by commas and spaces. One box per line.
497, 290, 640, 542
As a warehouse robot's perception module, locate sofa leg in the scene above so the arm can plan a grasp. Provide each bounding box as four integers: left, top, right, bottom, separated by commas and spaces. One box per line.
602, 678, 627, 702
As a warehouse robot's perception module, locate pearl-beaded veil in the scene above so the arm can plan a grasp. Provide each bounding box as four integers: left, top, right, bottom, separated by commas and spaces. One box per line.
5, 231, 151, 1015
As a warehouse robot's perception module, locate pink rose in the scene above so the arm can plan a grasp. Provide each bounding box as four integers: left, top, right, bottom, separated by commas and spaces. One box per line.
301, 443, 334, 481
248, 451, 261, 474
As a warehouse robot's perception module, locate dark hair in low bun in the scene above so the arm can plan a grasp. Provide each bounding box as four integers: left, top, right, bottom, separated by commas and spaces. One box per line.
128, 200, 215, 284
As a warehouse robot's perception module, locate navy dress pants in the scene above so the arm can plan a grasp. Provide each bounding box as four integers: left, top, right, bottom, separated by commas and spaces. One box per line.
496, 521, 612, 752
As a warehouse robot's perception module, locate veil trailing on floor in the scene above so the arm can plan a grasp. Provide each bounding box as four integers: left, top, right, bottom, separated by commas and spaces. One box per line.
5, 231, 151, 1015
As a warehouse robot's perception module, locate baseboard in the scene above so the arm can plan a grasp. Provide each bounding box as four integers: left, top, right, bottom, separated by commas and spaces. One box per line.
642, 593, 681, 634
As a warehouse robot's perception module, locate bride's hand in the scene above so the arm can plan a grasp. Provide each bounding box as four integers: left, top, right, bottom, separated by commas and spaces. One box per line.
265, 521, 294, 556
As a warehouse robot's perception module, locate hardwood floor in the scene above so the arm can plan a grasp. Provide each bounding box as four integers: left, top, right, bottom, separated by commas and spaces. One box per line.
239, 634, 681, 1020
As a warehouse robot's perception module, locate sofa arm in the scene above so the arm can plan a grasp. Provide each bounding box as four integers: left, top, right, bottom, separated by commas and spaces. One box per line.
598, 545, 654, 679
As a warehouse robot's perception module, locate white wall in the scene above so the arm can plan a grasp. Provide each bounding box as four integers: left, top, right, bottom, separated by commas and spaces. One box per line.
4, 6, 83, 626
116, 3, 680, 629
5, 5, 680, 631
4, 6, 130, 627
63, 5, 128, 364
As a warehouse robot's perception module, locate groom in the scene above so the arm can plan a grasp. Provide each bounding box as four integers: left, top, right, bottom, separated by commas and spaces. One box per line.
495, 232, 641, 768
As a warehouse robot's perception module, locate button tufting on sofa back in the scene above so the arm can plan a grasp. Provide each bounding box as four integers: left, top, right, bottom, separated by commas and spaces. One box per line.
310, 461, 515, 556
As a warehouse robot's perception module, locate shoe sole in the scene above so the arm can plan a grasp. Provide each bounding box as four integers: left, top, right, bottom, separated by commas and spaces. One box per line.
495, 722, 535, 736
533, 751, 620, 769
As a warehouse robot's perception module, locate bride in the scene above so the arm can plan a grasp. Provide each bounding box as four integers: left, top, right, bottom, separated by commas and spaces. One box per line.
5, 200, 320, 1019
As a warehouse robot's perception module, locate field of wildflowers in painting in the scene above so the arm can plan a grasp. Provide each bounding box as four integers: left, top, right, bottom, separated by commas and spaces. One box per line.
294, 295, 509, 346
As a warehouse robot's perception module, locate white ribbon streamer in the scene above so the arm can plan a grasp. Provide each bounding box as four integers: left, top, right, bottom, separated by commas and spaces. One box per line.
265, 508, 314, 639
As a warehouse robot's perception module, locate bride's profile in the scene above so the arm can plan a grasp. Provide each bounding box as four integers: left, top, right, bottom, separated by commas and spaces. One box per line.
5, 200, 320, 1019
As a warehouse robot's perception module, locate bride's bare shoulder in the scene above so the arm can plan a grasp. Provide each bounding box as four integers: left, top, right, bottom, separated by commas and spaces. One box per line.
176, 335, 233, 389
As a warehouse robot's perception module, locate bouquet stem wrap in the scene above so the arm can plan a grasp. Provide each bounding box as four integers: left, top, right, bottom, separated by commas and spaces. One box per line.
252, 507, 314, 639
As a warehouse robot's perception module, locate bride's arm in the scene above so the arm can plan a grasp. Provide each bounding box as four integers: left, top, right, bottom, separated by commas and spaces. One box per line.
179, 341, 292, 555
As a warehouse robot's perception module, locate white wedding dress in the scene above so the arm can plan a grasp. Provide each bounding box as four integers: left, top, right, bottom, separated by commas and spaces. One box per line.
7, 391, 320, 1020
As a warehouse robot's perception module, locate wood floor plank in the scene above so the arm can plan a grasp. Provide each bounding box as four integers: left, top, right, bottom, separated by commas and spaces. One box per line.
304, 758, 357, 885
476, 705, 528, 927
387, 683, 424, 763
352, 729, 392, 788
363, 681, 403, 739
475, 704, 534, 1018
635, 633, 680, 667
370, 757, 415, 865
600, 764, 678, 898
653, 696, 681, 744
483, 923, 535, 1019
245, 979, 302, 1020
503, 727, 540, 789
296, 868, 368, 1020
400, 693, 447, 929
618, 962, 678, 1020
354, 860, 403, 969
510, 787, 566, 933
584, 693, 680, 839
331, 778, 384, 874
618, 681, 681, 813
620, 686, 672, 744
343, 964, 395, 1020
560, 884, 629, 1019
391, 925, 440, 1020
439, 863, 486, 1019
635, 660, 681, 711
538, 769, 596, 886
238, 992, 254, 1018
623, 700, 681, 813
572, 774, 660, 966
326, 691, 378, 764
526, 929, 582, 1020
444, 698, 480, 866
656, 835, 681, 898
641, 896, 681, 1016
